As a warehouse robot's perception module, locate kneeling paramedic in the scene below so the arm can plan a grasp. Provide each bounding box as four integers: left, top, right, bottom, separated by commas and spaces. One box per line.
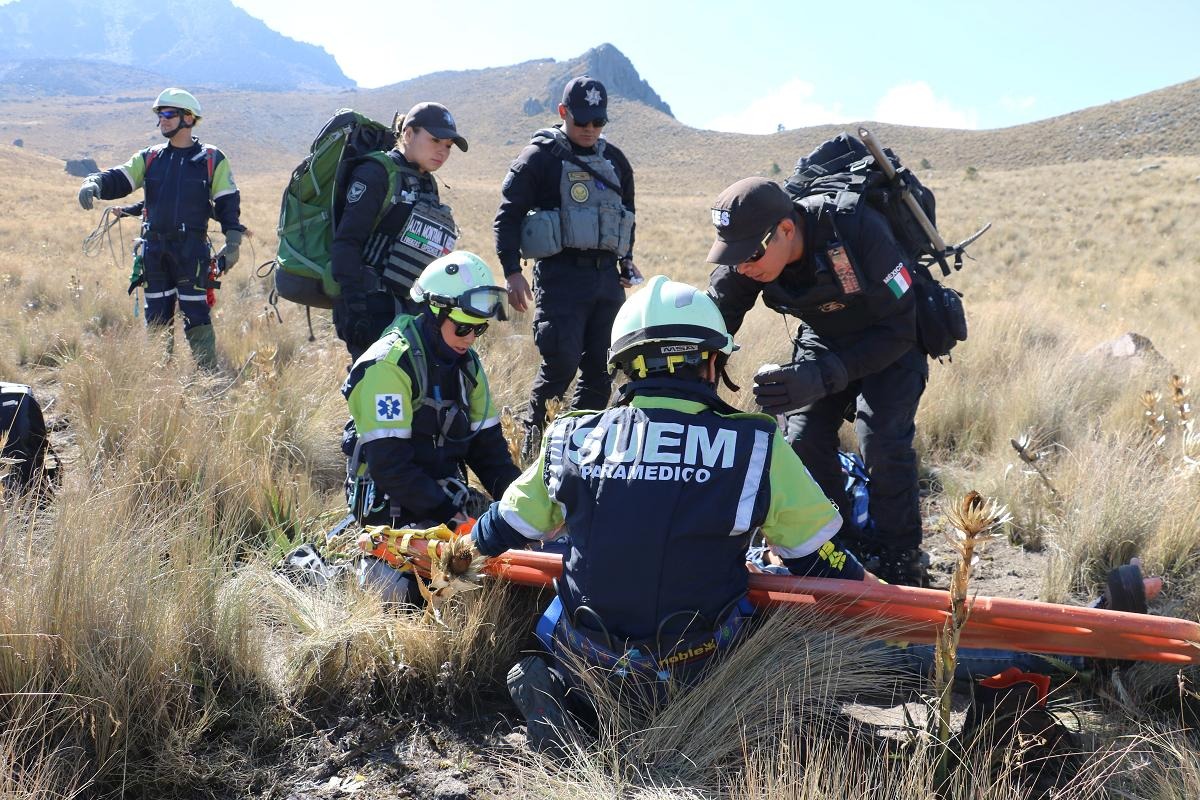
467, 275, 870, 750
76, 88, 243, 371
342, 252, 519, 603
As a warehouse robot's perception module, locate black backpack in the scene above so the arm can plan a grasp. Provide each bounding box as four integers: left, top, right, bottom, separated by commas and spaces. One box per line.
784, 132, 984, 359
1, 382, 58, 499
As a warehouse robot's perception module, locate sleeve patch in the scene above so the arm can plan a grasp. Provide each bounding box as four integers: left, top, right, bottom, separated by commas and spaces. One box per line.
375, 394, 404, 421
347, 181, 367, 204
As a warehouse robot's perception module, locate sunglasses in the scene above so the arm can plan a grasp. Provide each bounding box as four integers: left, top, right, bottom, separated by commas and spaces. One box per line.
452, 320, 489, 338
745, 223, 779, 263
156, 109, 183, 120
571, 116, 607, 129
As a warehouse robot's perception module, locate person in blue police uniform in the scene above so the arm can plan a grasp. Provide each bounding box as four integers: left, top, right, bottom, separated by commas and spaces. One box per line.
705, 177, 929, 586
341, 252, 518, 602
493, 76, 642, 454
77, 88, 243, 371
467, 275, 870, 751
332, 102, 465, 364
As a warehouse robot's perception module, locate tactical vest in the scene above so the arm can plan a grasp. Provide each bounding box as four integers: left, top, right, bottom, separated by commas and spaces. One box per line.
141, 142, 221, 236
360, 152, 458, 295
543, 399, 776, 640
519, 128, 634, 259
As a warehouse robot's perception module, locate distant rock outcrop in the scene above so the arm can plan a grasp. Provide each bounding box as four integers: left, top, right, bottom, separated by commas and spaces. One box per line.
0, 0, 354, 93
544, 44, 673, 118
522, 97, 544, 116
64, 158, 99, 177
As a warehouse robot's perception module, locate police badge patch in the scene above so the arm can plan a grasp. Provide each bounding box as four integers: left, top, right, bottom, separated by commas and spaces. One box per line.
570, 182, 590, 203
347, 181, 367, 204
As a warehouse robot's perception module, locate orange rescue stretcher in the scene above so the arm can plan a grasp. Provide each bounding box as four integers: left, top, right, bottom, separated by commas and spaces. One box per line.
394, 539, 1200, 665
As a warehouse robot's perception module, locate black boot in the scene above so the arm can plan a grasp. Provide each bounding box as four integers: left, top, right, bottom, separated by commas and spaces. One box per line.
507, 656, 576, 753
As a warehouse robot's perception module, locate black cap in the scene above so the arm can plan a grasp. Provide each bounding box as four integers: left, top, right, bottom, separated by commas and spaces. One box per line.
561, 76, 608, 124
706, 178, 794, 266
403, 102, 468, 152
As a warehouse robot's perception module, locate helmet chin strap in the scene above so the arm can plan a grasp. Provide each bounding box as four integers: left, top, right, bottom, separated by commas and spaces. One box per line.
159, 115, 196, 140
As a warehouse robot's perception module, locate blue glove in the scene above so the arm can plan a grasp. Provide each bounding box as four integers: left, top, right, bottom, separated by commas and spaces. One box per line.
752, 356, 848, 415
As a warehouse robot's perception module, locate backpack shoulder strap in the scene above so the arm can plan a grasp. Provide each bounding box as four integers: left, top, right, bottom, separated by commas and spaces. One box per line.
389, 315, 427, 403
143, 143, 168, 172
362, 150, 424, 228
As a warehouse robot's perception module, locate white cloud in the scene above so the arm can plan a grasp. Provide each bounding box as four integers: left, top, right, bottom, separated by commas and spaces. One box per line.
704, 79, 849, 134
873, 82, 979, 130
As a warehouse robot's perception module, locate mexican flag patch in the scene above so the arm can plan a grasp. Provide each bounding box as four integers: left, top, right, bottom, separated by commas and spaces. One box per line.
884, 263, 912, 298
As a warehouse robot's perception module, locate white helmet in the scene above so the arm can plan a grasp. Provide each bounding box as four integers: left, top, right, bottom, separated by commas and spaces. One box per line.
153, 88, 202, 120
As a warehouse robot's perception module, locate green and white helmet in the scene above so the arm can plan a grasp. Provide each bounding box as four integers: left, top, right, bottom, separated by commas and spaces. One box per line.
608, 275, 736, 377
410, 251, 506, 324
153, 88, 202, 119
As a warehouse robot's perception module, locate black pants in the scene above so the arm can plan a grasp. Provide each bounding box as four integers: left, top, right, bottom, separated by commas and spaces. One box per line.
525, 254, 625, 430
787, 346, 928, 551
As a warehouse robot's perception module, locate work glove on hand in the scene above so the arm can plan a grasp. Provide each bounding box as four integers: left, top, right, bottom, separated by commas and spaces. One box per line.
77, 176, 101, 210
752, 355, 848, 416
216, 229, 243, 272
335, 295, 375, 349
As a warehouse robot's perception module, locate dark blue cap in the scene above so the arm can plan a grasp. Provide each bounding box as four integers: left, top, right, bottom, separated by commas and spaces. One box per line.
561, 76, 608, 124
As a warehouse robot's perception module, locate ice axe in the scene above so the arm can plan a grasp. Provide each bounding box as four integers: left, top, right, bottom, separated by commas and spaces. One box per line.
858, 126, 992, 276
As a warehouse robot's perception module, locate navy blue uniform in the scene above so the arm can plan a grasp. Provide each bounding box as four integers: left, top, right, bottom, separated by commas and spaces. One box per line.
708, 196, 927, 556
494, 130, 635, 428
93, 139, 241, 331
342, 313, 518, 526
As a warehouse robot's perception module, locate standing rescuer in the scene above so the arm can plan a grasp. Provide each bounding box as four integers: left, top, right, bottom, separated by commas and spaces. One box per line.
705, 177, 930, 586
493, 75, 642, 454
77, 88, 243, 371
466, 275, 868, 751
332, 102, 465, 364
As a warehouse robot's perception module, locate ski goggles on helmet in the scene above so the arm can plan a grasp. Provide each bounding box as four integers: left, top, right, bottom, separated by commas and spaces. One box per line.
428, 285, 507, 322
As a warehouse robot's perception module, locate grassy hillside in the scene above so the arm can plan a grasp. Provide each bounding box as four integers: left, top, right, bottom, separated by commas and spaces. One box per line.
2, 65, 1200, 798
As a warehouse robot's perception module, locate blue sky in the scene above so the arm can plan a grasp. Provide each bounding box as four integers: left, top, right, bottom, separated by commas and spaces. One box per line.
9, 0, 1198, 132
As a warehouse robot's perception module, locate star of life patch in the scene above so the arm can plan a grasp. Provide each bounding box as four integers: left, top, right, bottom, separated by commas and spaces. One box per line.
347, 181, 367, 204
585, 87, 603, 106
376, 394, 404, 422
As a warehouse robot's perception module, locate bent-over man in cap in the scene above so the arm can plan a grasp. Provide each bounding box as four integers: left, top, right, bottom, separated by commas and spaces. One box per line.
705, 177, 930, 586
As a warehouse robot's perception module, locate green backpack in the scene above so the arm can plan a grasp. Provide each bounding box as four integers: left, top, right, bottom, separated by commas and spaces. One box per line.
273, 109, 397, 309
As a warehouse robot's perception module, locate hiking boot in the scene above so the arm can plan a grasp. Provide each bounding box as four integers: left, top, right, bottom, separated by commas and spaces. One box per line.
507, 655, 575, 753
875, 546, 931, 587
184, 323, 219, 372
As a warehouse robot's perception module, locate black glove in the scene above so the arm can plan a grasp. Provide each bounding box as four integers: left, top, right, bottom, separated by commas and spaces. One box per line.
335, 296, 374, 349
752, 356, 848, 415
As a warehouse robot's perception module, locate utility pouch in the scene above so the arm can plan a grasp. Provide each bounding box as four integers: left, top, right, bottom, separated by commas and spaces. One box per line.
913, 272, 967, 359
597, 206, 634, 254
519, 209, 563, 260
